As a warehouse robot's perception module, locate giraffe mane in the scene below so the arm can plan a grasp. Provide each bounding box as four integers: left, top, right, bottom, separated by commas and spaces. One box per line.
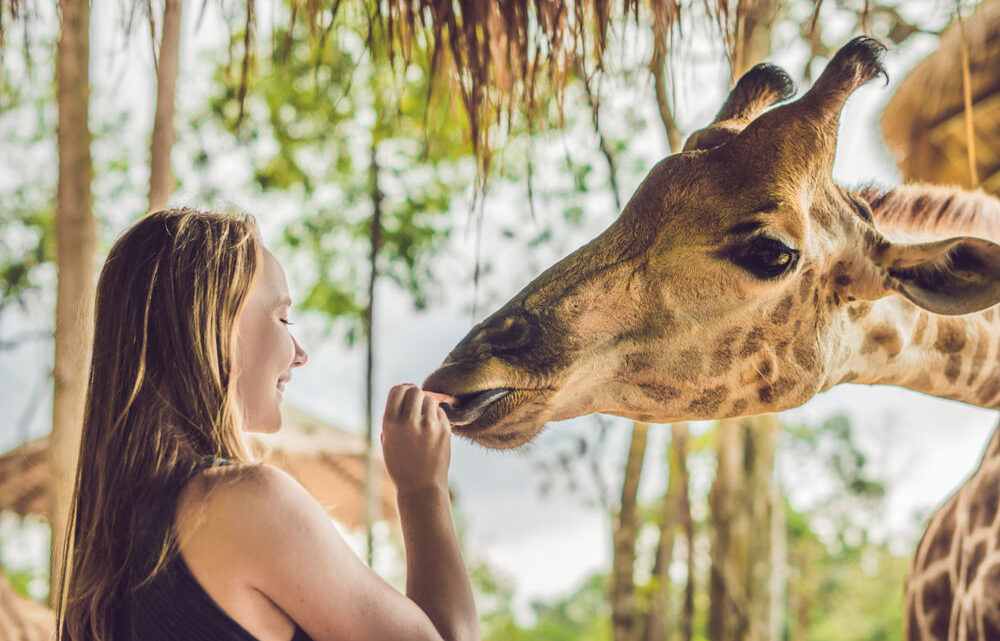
857, 183, 1000, 243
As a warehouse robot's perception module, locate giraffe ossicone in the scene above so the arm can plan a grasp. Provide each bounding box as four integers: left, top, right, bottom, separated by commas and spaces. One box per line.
425, 36, 1000, 450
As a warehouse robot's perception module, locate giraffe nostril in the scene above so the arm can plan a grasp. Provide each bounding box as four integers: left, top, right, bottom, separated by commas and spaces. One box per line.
446, 312, 534, 363
483, 313, 533, 352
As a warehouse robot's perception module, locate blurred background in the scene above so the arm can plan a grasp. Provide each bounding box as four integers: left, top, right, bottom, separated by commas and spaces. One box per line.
1, 0, 999, 639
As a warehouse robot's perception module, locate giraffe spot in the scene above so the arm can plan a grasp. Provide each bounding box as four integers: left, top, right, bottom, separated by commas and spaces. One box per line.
847, 302, 873, 322
757, 376, 795, 405
730, 398, 749, 415
637, 383, 681, 405
913, 314, 929, 345
921, 499, 956, 570
975, 376, 1000, 407
862, 323, 902, 358
910, 372, 934, 392
622, 352, 655, 374
616, 311, 677, 344
984, 562, 1000, 600
812, 204, 832, 228
965, 540, 989, 588
637, 413, 657, 422
944, 354, 963, 384
967, 468, 999, 530
934, 319, 967, 354
768, 295, 794, 326
686, 385, 729, 416
832, 260, 853, 288
759, 359, 773, 378
793, 333, 818, 370
984, 613, 1000, 641
740, 327, 766, 358
712, 329, 741, 369
966, 332, 990, 386
798, 269, 815, 302
921, 573, 953, 639
839, 370, 860, 383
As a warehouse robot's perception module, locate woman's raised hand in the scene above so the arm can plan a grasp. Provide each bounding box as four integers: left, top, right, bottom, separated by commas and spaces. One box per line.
381, 384, 451, 496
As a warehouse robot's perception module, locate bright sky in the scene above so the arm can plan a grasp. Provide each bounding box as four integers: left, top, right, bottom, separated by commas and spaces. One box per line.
1, 0, 997, 621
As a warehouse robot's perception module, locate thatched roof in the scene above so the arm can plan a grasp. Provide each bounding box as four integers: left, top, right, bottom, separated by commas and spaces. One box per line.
881, 0, 1000, 195
0, 404, 399, 532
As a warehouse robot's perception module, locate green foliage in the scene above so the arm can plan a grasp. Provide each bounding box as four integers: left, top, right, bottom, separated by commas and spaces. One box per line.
782, 414, 906, 641
479, 570, 612, 641
783, 414, 887, 547
206, 1, 474, 334
0, 50, 55, 313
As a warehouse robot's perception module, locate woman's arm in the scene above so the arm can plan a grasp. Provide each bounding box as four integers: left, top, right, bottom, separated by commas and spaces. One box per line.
201, 385, 479, 641
383, 385, 480, 641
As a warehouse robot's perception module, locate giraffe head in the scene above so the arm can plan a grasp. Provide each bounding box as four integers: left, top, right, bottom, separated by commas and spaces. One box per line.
424, 37, 1000, 449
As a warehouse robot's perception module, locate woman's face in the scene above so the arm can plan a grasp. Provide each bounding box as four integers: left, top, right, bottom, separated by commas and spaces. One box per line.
234, 248, 308, 433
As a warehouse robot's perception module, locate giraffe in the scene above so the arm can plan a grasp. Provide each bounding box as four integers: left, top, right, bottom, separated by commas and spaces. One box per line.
423, 37, 1000, 640
909, 424, 1000, 641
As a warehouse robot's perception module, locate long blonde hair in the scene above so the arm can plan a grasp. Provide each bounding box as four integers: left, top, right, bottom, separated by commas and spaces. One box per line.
57, 208, 261, 641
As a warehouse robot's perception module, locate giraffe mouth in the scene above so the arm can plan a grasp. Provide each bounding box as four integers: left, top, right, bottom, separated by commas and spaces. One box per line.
440, 389, 512, 426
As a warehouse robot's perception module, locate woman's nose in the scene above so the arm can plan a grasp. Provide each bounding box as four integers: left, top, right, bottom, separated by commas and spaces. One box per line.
292, 336, 308, 367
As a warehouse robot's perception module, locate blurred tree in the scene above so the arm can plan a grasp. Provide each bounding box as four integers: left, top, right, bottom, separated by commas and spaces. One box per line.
642, 422, 693, 641
709, 415, 784, 641
50, 0, 95, 607
146, 0, 183, 212
612, 421, 649, 641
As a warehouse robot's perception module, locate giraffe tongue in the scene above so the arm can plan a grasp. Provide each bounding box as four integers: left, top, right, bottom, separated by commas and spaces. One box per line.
440, 389, 511, 426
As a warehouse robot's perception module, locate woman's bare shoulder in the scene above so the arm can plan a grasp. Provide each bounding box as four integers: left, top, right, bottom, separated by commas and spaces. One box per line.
175, 462, 316, 543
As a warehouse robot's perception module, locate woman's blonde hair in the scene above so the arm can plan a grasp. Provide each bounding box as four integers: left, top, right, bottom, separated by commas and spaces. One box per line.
57, 208, 261, 641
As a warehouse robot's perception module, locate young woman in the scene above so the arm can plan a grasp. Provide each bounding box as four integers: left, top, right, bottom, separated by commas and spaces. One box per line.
56, 209, 479, 641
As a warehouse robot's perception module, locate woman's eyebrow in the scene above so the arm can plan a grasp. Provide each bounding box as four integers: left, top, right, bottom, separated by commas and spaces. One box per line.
272, 295, 293, 308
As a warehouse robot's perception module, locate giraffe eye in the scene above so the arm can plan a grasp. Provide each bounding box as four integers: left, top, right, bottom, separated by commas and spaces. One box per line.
731, 237, 799, 279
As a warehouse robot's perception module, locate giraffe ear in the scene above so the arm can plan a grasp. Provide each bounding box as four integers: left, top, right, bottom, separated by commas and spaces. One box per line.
874, 237, 1000, 315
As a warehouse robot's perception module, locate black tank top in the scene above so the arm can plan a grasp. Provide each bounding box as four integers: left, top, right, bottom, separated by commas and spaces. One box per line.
113, 459, 315, 641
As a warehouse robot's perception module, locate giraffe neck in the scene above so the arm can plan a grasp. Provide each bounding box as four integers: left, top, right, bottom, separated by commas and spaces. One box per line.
828, 297, 1000, 409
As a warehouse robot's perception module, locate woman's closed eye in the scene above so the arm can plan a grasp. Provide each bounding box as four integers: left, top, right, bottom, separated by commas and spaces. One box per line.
280, 318, 294, 326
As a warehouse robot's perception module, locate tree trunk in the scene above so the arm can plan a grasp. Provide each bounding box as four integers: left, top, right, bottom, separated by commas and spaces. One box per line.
731, 0, 782, 80
51, 0, 95, 606
643, 423, 690, 641
612, 421, 649, 641
363, 132, 383, 566
147, 0, 183, 212
679, 425, 694, 641
708, 415, 782, 641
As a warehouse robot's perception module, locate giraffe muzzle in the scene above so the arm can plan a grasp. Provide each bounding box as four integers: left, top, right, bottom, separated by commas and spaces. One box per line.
440, 389, 511, 426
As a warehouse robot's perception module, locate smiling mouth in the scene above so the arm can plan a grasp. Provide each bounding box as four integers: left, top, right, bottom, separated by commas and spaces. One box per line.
440, 389, 511, 426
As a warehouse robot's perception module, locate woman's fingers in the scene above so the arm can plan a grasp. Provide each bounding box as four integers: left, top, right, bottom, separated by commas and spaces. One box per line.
402, 385, 424, 425
384, 383, 414, 420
